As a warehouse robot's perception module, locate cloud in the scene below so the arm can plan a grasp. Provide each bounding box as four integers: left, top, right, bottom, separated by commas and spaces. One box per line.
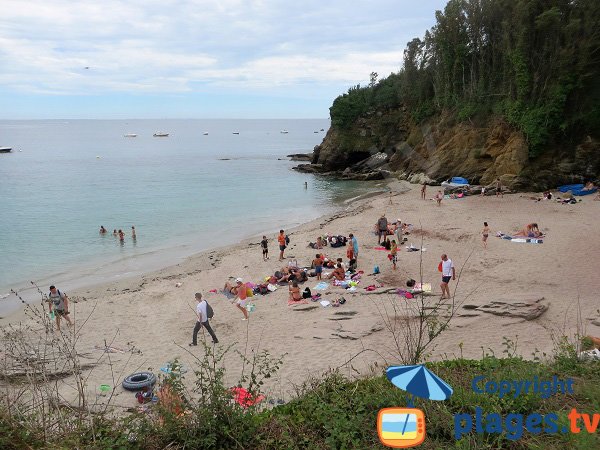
0, 0, 445, 101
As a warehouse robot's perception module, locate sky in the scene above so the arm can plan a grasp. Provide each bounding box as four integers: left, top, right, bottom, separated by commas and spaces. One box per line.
0, 0, 447, 119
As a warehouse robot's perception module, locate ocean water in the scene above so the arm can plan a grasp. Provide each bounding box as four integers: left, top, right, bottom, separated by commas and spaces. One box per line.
0, 119, 376, 313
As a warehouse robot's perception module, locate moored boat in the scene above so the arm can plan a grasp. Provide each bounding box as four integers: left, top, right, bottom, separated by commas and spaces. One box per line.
124, 133, 137, 137
0, 147, 12, 153
153, 132, 169, 137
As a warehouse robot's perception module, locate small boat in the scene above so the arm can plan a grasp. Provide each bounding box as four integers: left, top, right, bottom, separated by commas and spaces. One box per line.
203, 132, 208, 135
320, 128, 324, 131
124, 133, 137, 137
280, 130, 288, 134
313, 131, 319, 133
153, 132, 169, 137
232, 132, 240, 135
0, 147, 12, 153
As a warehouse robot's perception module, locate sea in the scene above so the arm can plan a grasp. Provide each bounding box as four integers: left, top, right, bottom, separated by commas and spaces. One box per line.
0, 119, 379, 315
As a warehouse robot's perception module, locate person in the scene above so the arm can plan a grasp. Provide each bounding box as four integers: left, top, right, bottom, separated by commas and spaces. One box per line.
288, 281, 302, 302
515, 223, 542, 238
349, 233, 359, 262
313, 254, 324, 280
232, 278, 249, 320
394, 219, 402, 244
496, 178, 503, 198
304, 181, 308, 189
278, 230, 286, 261
113, 229, 118, 236
336, 257, 346, 271
377, 215, 388, 244
421, 183, 427, 200
346, 237, 354, 260
118, 229, 125, 242
439, 254, 455, 299
47, 285, 73, 331
435, 190, 443, 206
482, 222, 490, 249
316, 236, 324, 249
99, 226, 107, 234
389, 240, 398, 270
223, 281, 238, 296
480, 187, 486, 197
327, 263, 345, 281
261, 236, 269, 261
383, 237, 391, 250
131, 226, 136, 239
190, 292, 218, 346
583, 181, 595, 191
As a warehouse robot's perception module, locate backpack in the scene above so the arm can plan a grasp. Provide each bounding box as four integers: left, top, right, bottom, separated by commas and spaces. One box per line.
373, 265, 380, 274
206, 301, 214, 319
302, 287, 312, 299
285, 235, 290, 245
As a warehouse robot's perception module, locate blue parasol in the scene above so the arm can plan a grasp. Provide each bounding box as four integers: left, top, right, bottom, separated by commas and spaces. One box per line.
386, 365, 453, 406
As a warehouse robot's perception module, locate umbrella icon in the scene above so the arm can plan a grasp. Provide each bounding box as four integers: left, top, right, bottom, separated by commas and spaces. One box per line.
386, 365, 453, 407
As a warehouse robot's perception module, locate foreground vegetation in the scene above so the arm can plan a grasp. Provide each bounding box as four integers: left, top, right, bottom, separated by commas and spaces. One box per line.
1, 340, 598, 449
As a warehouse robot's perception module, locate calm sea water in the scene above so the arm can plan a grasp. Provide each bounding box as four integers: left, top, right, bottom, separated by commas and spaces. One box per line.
0, 119, 375, 313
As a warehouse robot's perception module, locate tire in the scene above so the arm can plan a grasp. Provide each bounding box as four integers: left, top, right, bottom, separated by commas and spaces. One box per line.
122, 371, 157, 391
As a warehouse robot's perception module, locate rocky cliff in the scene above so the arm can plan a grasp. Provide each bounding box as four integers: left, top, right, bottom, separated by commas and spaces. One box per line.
295, 108, 599, 191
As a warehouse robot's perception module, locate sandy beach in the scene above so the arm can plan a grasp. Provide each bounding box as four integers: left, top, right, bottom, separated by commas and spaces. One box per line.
2, 182, 600, 410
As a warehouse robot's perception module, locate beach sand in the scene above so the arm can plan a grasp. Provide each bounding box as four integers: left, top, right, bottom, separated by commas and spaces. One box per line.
2, 182, 600, 410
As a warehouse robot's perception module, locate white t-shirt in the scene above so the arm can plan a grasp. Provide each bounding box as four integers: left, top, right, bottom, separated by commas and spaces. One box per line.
442, 259, 454, 277
196, 300, 208, 323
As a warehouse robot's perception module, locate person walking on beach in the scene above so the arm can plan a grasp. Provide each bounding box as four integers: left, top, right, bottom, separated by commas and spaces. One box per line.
439, 254, 455, 299
349, 233, 359, 262
482, 222, 490, 249
232, 278, 249, 320
278, 230, 286, 261
377, 215, 388, 244
421, 183, 427, 200
435, 190, 443, 206
496, 178, 503, 198
190, 293, 218, 346
48, 285, 73, 331
389, 240, 398, 270
313, 254, 324, 280
261, 236, 269, 261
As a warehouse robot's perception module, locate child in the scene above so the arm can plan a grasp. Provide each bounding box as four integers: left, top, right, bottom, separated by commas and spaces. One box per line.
313, 254, 324, 280
260, 236, 269, 261
278, 230, 286, 261
482, 222, 490, 249
389, 240, 398, 270
435, 191, 443, 206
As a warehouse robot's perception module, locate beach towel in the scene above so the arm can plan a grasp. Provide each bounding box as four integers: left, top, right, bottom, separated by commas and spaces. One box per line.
288, 298, 308, 306
374, 246, 388, 250
396, 289, 414, 299
406, 245, 426, 252
314, 282, 329, 290
221, 289, 235, 299
320, 300, 331, 307
230, 387, 265, 408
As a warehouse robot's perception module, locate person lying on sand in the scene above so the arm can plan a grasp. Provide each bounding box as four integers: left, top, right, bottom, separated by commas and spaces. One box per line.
223, 282, 238, 296
514, 223, 542, 238
583, 182, 596, 191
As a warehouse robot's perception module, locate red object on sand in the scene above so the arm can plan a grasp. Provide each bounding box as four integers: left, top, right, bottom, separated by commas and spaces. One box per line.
230, 387, 265, 408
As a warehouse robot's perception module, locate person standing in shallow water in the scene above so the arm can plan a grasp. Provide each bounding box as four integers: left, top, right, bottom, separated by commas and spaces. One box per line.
131, 226, 136, 240
118, 229, 125, 242
99, 226, 107, 234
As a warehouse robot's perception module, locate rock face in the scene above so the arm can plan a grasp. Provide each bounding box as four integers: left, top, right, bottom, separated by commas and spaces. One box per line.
464, 296, 549, 321
297, 108, 599, 190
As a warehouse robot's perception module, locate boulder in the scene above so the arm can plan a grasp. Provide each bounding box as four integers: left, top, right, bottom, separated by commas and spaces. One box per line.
471, 296, 548, 320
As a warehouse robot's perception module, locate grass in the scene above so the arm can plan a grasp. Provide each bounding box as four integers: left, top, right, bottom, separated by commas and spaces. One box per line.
1, 352, 598, 449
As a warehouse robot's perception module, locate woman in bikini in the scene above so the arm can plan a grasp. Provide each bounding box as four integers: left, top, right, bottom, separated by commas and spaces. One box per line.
482, 222, 490, 249
288, 281, 302, 302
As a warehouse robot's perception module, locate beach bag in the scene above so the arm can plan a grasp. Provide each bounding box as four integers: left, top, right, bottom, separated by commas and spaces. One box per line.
285, 235, 290, 245
267, 284, 277, 292
302, 287, 312, 299
206, 301, 214, 319
438, 262, 443, 272
373, 265, 380, 274
259, 284, 269, 295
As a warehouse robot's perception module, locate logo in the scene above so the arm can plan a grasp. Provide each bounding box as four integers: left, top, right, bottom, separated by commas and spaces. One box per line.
378, 365, 453, 448
377, 407, 426, 448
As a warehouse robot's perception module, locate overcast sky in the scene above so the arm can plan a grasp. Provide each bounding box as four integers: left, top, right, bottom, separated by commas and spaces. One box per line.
0, 0, 447, 119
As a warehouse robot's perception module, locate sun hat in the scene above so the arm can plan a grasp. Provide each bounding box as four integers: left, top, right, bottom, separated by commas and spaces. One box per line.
235, 278, 243, 283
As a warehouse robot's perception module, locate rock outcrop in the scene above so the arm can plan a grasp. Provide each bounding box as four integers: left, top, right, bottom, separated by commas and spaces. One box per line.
294, 108, 599, 190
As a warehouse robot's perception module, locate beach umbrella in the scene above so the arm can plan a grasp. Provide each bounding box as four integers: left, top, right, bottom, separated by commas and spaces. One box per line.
386, 365, 453, 406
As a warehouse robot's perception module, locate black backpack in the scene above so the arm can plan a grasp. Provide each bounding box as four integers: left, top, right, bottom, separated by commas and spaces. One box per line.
285, 235, 290, 245
302, 287, 312, 299
206, 301, 214, 319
